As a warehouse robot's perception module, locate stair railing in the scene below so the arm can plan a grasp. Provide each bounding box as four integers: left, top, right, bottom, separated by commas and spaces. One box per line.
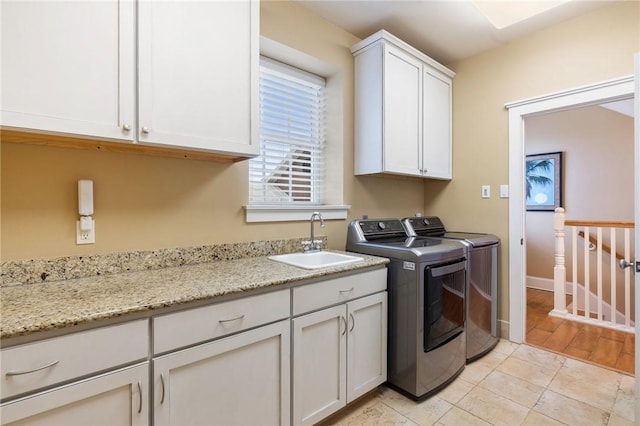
551, 207, 635, 332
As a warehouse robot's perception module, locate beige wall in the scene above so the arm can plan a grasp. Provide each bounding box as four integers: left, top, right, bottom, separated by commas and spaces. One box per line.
425, 1, 640, 323
0, 0, 424, 261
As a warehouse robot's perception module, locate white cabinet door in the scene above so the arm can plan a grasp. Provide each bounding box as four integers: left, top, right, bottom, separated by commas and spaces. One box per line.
383, 45, 423, 176
0, 363, 148, 426
138, 0, 259, 157
0, 0, 135, 141
347, 292, 388, 402
423, 69, 453, 179
292, 291, 388, 425
153, 320, 290, 426
292, 304, 347, 426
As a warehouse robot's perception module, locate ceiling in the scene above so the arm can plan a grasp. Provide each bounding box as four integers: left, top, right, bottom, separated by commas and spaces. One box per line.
295, 0, 622, 65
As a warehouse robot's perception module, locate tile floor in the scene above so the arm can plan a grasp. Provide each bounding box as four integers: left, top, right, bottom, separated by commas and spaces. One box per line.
319, 340, 635, 426
526, 288, 634, 375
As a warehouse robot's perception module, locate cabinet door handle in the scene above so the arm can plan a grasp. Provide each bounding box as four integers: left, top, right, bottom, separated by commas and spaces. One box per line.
160, 373, 166, 404
141, 126, 150, 134
137, 381, 143, 414
349, 313, 355, 332
122, 124, 131, 131
5, 360, 59, 376
340, 316, 347, 336
339, 288, 354, 294
218, 314, 245, 323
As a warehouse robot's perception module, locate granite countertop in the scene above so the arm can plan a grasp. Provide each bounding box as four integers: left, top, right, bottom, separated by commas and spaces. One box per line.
0, 251, 388, 341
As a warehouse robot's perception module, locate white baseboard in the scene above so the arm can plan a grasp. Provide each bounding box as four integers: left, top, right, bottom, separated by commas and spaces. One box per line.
526, 276, 554, 292
526, 275, 631, 325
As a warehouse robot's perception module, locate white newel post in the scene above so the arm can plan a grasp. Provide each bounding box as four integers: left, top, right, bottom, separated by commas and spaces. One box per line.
552, 207, 568, 315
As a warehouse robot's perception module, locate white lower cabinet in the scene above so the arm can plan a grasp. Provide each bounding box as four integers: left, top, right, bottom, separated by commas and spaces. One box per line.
292, 291, 387, 425
0, 268, 388, 426
153, 320, 290, 426
0, 363, 148, 426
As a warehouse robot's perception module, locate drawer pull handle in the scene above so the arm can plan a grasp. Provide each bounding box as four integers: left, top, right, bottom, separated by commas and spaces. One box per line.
137, 381, 143, 414
218, 314, 245, 323
349, 313, 355, 332
160, 373, 166, 404
5, 360, 59, 377
339, 288, 354, 294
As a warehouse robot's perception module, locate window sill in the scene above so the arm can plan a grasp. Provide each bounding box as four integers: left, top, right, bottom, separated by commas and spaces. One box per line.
244, 205, 351, 223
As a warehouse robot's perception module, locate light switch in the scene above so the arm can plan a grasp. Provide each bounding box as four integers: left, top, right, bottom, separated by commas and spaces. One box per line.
500, 184, 509, 198
481, 185, 490, 198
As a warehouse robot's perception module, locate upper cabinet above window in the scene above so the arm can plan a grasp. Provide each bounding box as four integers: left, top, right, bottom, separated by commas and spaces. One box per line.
351, 30, 454, 180
0, 0, 259, 161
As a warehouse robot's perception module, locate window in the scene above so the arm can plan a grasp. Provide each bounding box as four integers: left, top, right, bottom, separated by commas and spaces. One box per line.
249, 57, 326, 205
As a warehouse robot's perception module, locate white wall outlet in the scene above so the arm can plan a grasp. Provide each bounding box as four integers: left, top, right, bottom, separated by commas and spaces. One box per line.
76, 219, 95, 244
481, 185, 490, 198
500, 184, 509, 198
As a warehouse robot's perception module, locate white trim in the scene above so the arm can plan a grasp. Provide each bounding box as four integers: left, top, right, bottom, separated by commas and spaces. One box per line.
526, 275, 632, 326
632, 52, 640, 425
506, 75, 634, 343
245, 205, 350, 223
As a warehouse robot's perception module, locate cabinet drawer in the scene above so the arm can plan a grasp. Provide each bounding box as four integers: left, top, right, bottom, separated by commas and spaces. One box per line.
1, 320, 148, 401
293, 269, 387, 316
153, 289, 290, 354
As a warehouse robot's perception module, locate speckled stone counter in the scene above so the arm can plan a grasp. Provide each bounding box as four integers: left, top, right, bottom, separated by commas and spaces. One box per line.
1, 251, 388, 341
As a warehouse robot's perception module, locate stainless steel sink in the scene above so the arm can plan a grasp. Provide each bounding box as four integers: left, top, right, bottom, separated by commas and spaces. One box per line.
268, 251, 363, 270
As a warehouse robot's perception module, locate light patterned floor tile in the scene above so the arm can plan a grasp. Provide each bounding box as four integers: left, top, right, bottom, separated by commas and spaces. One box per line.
322, 341, 634, 426
511, 344, 566, 371
457, 386, 530, 426
377, 386, 423, 415
478, 370, 545, 408
470, 348, 509, 371
435, 406, 491, 426
402, 395, 453, 426
328, 400, 419, 426
496, 356, 558, 388
608, 413, 635, 426
492, 339, 519, 356
613, 375, 635, 422
436, 376, 474, 405
458, 360, 493, 385
521, 410, 566, 426
534, 389, 610, 426
548, 360, 620, 411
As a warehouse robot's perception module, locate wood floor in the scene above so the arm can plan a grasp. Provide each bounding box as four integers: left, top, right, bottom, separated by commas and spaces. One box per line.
526, 288, 635, 376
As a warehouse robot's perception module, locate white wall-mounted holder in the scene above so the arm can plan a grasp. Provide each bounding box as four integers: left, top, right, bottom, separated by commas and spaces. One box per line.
77, 179, 95, 244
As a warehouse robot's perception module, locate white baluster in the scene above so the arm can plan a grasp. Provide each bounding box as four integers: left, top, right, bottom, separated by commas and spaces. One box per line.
610, 228, 617, 325
584, 225, 590, 320
597, 226, 603, 320
552, 207, 568, 315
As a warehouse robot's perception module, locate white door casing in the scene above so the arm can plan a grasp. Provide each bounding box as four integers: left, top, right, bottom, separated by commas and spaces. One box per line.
633, 52, 639, 426
506, 75, 635, 343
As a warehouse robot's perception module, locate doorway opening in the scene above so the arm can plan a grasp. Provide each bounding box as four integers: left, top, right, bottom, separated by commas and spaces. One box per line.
506, 75, 635, 344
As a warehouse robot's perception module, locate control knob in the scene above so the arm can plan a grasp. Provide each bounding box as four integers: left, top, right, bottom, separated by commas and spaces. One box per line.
377, 222, 386, 231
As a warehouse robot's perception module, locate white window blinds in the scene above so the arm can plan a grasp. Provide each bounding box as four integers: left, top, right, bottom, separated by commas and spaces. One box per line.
249, 57, 325, 205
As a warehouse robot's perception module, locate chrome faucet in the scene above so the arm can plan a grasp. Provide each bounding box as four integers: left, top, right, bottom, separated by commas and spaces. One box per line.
303, 211, 325, 252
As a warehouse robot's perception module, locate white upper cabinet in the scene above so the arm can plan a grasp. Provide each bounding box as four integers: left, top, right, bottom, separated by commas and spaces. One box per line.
0, 0, 135, 141
352, 30, 454, 179
137, 1, 258, 156
1, 0, 259, 159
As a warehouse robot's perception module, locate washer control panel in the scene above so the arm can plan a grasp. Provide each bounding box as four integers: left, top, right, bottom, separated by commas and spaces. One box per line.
404, 216, 446, 235
357, 219, 406, 237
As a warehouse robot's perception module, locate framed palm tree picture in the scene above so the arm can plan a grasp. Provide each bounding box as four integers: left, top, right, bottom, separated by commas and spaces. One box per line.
526, 151, 563, 211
